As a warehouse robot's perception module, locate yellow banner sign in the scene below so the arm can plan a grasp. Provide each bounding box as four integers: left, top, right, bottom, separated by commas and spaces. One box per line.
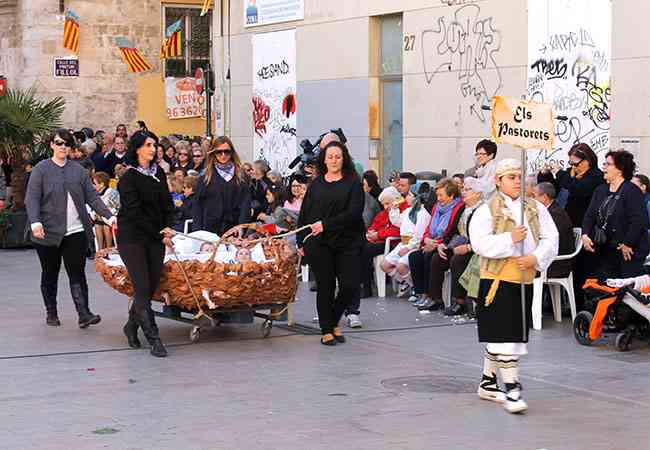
490, 96, 554, 150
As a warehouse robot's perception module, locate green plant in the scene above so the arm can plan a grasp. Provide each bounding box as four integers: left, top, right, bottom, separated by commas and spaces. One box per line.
0, 86, 65, 210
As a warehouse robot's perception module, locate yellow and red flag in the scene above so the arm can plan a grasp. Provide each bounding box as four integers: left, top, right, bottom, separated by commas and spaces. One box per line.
161, 19, 183, 59
63, 10, 80, 54
201, 0, 213, 17
116, 37, 152, 73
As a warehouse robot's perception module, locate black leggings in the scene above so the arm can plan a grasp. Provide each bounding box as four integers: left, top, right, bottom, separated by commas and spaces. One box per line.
409, 250, 434, 295
118, 240, 166, 317
35, 232, 88, 304
306, 241, 361, 334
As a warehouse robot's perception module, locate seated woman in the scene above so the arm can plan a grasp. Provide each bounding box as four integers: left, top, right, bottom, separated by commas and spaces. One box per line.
91, 171, 120, 249
380, 190, 431, 297
409, 178, 465, 310
359, 186, 404, 298
428, 178, 483, 316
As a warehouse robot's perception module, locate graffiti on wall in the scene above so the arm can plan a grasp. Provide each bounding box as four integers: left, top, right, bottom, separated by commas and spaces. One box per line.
252, 29, 297, 175
527, 0, 612, 173
421, 3, 503, 123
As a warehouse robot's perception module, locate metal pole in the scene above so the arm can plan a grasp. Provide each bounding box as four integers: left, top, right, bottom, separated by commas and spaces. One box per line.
520, 146, 527, 339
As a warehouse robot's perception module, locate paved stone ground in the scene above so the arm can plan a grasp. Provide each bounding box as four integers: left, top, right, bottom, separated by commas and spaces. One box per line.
1, 249, 649, 450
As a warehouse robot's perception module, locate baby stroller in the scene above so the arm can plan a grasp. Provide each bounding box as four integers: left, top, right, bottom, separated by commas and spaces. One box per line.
573, 278, 650, 351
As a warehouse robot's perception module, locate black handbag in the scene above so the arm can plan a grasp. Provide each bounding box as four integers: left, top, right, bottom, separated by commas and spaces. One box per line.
593, 193, 620, 246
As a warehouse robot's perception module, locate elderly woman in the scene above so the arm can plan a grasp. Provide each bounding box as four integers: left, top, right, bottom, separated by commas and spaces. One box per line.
250, 159, 273, 220
465, 139, 498, 198
428, 177, 484, 316
172, 140, 194, 174
582, 150, 649, 279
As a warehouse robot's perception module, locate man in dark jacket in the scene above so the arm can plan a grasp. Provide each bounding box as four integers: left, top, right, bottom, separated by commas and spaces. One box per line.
533, 182, 575, 278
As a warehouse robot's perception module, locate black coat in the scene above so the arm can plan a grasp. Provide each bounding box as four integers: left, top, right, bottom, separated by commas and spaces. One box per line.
556, 167, 604, 228
250, 176, 272, 219
192, 172, 251, 235
583, 181, 650, 258
546, 201, 575, 278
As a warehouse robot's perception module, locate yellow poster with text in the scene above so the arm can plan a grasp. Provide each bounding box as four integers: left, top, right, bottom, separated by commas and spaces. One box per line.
491, 96, 554, 150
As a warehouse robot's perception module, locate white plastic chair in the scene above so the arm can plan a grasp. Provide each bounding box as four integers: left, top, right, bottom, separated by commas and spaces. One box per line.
442, 270, 452, 307
374, 237, 400, 298
183, 219, 193, 234
532, 227, 583, 330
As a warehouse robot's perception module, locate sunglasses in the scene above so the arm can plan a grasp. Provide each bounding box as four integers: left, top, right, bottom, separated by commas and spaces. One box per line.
215, 150, 231, 156
179, 152, 189, 156
53, 139, 70, 147
193, 154, 202, 158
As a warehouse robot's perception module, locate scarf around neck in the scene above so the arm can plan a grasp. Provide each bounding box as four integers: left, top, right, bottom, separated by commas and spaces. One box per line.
130, 164, 160, 182
428, 197, 462, 239
215, 161, 235, 182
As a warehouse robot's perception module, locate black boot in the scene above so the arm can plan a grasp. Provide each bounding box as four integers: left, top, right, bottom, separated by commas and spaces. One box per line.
41, 285, 60, 326
123, 307, 141, 348
70, 283, 101, 329
135, 306, 167, 357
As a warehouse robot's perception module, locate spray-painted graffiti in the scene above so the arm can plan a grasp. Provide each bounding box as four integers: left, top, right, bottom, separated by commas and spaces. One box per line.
252, 96, 270, 137
421, 3, 503, 122
527, 0, 611, 172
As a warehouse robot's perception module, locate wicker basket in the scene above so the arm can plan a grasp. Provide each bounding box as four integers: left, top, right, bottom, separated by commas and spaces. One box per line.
95, 224, 299, 312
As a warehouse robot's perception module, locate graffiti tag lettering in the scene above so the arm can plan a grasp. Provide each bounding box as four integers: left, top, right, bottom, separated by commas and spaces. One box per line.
252, 96, 270, 137
257, 60, 290, 80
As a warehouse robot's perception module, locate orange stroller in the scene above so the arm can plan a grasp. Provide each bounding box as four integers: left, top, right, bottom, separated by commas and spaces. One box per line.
573, 279, 650, 351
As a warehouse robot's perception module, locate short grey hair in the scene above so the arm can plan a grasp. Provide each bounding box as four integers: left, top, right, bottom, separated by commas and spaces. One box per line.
80, 139, 97, 153
535, 182, 556, 200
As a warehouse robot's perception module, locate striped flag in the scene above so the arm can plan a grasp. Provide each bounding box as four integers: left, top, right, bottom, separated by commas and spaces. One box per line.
115, 37, 152, 73
200, 0, 213, 16
63, 10, 80, 54
161, 19, 183, 59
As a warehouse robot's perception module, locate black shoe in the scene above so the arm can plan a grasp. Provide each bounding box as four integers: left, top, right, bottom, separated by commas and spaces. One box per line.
149, 339, 168, 357
419, 301, 444, 312
70, 284, 101, 329
46, 312, 61, 327
333, 327, 346, 343
444, 303, 466, 316
123, 314, 141, 349
320, 334, 337, 346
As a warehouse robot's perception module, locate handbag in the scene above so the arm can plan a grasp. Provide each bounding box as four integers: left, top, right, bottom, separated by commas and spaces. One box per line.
592, 193, 620, 246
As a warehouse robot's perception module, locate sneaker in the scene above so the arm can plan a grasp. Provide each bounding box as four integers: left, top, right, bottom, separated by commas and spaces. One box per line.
419, 300, 444, 311
444, 303, 466, 317
408, 294, 420, 303
477, 374, 506, 403
503, 382, 528, 414
414, 298, 431, 308
347, 314, 362, 328
397, 282, 410, 298
312, 316, 319, 323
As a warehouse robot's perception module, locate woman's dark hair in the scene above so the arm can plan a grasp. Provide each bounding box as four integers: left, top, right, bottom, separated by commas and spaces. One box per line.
569, 143, 598, 169
48, 128, 76, 148
476, 139, 497, 158
634, 174, 650, 193
417, 182, 431, 195
362, 170, 382, 199
606, 149, 636, 181
317, 141, 357, 178
92, 171, 110, 188
286, 173, 308, 202
125, 130, 159, 166
266, 183, 284, 211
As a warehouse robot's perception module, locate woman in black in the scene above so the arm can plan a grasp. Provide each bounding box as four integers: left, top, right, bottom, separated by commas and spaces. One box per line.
297, 142, 365, 346
582, 150, 649, 279
192, 136, 251, 235
250, 159, 273, 220
117, 130, 175, 357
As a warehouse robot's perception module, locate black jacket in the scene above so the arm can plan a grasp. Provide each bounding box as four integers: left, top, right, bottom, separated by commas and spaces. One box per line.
192, 172, 251, 235
250, 176, 273, 219
556, 167, 604, 228
583, 181, 650, 258
547, 201, 575, 278
117, 166, 174, 243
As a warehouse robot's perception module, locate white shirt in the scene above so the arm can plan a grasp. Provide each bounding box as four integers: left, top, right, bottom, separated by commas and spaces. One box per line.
469, 194, 559, 272
65, 192, 84, 235
466, 159, 497, 198
390, 206, 431, 250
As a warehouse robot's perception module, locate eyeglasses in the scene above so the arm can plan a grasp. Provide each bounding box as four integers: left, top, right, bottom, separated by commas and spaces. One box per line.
193, 154, 202, 159
602, 161, 612, 168
215, 150, 231, 156
53, 139, 70, 147
179, 152, 189, 156
291, 184, 302, 189
475, 152, 488, 157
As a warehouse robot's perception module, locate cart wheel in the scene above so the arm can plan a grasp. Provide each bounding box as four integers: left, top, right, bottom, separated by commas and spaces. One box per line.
615, 332, 632, 352
573, 311, 594, 346
261, 320, 272, 338
190, 326, 201, 343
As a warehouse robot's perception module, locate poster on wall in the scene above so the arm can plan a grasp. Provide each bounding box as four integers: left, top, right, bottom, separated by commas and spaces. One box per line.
252, 29, 297, 175
527, 0, 611, 173
244, 0, 304, 28
165, 76, 206, 120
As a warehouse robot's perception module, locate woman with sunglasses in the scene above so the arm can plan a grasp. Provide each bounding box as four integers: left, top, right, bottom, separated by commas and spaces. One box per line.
172, 140, 194, 174
26, 129, 116, 328
192, 136, 251, 235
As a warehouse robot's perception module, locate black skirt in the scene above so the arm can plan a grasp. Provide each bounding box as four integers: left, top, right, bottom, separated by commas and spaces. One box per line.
476, 279, 533, 343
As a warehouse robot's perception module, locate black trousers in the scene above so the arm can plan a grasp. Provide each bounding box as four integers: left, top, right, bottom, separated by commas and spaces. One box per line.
450, 252, 473, 299
118, 240, 166, 322
306, 240, 361, 334
409, 250, 434, 295
428, 251, 473, 301
35, 232, 88, 309
359, 242, 386, 290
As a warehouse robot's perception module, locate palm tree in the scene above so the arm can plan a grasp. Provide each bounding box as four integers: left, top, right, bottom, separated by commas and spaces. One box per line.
0, 87, 65, 210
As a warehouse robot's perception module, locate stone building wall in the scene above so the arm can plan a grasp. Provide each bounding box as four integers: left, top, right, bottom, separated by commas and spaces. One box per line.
1, 0, 162, 131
